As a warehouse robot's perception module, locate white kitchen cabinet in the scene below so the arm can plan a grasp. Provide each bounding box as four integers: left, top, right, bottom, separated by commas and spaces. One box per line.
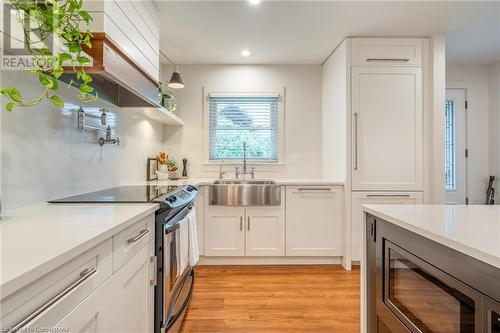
351, 66, 423, 191
0, 239, 113, 331
350, 38, 423, 66
204, 205, 285, 257
105, 241, 155, 333
286, 186, 344, 256
53, 282, 113, 333
351, 191, 423, 261
205, 206, 245, 256
245, 207, 285, 256
54, 241, 155, 333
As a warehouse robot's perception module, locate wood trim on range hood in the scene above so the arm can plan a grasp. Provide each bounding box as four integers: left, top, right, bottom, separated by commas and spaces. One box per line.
61, 33, 161, 108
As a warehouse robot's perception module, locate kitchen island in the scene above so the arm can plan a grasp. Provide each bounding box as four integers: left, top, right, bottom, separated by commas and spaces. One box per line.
361, 205, 500, 333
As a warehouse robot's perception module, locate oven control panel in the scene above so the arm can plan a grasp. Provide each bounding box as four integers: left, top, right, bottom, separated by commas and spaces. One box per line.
160, 186, 198, 208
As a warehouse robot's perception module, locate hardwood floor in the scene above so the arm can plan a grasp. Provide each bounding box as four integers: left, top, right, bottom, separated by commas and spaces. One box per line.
179, 265, 360, 333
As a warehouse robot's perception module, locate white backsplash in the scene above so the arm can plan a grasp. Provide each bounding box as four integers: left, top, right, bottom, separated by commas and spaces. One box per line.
1, 71, 164, 210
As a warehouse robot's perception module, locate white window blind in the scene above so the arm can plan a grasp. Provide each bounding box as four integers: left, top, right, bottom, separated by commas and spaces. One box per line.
209, 94, 279, 161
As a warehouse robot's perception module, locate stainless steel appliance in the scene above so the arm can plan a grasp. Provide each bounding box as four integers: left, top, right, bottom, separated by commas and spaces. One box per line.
49, 185, 198, 333
365, 215, 500, 333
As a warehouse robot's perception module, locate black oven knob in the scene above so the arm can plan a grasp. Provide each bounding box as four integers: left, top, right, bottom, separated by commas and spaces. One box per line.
187, 185, 197, 192
166, 195, 177, 203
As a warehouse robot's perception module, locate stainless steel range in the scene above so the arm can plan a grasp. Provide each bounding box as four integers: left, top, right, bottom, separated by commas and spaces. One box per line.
49, 185, 198, 333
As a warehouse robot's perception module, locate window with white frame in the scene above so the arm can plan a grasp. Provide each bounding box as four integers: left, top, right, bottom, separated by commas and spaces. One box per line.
445, 100, 456, 191
208, 93, 279, 162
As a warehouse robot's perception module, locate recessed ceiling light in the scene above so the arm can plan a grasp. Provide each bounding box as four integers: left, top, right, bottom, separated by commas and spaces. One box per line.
248, 0, 261, 5
241, 49, 250, 57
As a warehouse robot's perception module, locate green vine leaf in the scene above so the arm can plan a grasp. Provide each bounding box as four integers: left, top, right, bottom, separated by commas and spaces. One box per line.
49, 95, 64, 107
77, 56, 90, 64
1, 0, 97, 111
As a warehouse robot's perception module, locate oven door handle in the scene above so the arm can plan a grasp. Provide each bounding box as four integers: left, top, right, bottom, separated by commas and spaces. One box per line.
166, 270, 195, 330
165, 223, 180, 234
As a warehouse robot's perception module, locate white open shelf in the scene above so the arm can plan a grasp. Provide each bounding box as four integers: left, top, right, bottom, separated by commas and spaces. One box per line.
125, 106, 184, 126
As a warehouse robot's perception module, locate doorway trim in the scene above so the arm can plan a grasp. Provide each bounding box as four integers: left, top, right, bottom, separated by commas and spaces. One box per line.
445, 83, 469, 204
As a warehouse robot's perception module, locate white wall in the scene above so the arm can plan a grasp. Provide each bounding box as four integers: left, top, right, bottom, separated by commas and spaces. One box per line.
430, 35, 446, 204
446, 64, 491, 204
322, 40, 347, 182
1, 71, 164, 210
489, 61, 500, 192
160, 64, 323, 179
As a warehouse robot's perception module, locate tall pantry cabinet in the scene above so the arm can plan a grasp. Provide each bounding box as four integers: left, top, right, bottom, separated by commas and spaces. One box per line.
322, 38, 427, 267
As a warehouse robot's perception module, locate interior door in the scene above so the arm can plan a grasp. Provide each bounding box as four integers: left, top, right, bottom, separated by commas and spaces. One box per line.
445, 89, 467, 204
351, 66, 423, 191
245, 207, 285, 256
204, 206, 245, 256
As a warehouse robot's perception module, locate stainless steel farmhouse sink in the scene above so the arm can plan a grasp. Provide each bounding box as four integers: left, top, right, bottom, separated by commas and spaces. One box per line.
209, 179, 281, 206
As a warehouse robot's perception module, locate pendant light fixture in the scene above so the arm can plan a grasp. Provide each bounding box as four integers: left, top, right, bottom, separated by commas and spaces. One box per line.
161, 51, 185, 89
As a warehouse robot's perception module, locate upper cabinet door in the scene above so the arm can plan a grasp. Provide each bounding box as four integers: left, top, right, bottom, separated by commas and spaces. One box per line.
351, 66, 423, 191
350, 38, 423, 66
245, 207, 285, 257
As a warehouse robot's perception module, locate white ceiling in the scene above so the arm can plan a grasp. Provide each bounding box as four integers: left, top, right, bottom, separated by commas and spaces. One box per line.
155, 1, 500, 65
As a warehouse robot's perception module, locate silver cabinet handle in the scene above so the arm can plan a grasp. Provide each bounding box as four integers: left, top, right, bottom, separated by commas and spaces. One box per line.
127, 228, 149, 244
366, 194, 411, 198
353, 112, 359, 170
150, 256, 157, 286
366, 58, 410, 62
247, 216, 250, 231
298, 188, 331, 191
10, 267, 97, 332
240, 216, 243, 231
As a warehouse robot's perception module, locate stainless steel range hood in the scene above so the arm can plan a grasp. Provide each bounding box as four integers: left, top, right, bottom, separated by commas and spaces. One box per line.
61, 33, 160, 108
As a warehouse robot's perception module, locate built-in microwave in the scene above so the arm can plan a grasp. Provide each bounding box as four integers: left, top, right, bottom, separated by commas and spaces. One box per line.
366, 214, 500, 333
382, 240, 484, 333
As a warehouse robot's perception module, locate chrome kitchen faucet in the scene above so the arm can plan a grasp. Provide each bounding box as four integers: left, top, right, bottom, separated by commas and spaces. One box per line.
235, 142, 255, 179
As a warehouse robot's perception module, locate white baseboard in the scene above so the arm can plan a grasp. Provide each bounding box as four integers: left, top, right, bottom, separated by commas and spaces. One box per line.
198, 256, 343, 265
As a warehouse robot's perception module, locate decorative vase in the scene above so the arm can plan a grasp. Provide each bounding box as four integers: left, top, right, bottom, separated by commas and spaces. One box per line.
156, 171, 169, 180
158, 164, 169, 173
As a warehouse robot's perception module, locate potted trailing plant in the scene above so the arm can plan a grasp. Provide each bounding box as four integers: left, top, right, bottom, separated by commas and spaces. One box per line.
0, 0, 97, 111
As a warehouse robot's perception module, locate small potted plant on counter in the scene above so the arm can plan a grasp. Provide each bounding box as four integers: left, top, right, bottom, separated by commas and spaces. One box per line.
155, 152, 180, 180
166, 159, 180, 180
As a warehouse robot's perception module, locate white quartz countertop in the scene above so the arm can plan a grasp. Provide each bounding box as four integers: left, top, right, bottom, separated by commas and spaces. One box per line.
362, 205, 500, 269
0, 202, 159, 297
141, 178, 344, 187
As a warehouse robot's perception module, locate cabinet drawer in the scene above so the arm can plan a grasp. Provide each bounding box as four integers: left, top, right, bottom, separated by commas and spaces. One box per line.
351, 191, 423, 261
1, 239, 112, 331
113, 214, 154, 271
350, 38, 423, 66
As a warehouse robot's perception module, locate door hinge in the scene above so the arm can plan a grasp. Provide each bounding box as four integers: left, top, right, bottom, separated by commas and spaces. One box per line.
465, 197, 469, 205
465, 100, 468, 109
465, 149, 469, 158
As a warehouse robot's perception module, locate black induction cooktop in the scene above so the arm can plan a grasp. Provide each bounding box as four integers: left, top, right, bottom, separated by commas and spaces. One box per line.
48, 185, 180, 203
